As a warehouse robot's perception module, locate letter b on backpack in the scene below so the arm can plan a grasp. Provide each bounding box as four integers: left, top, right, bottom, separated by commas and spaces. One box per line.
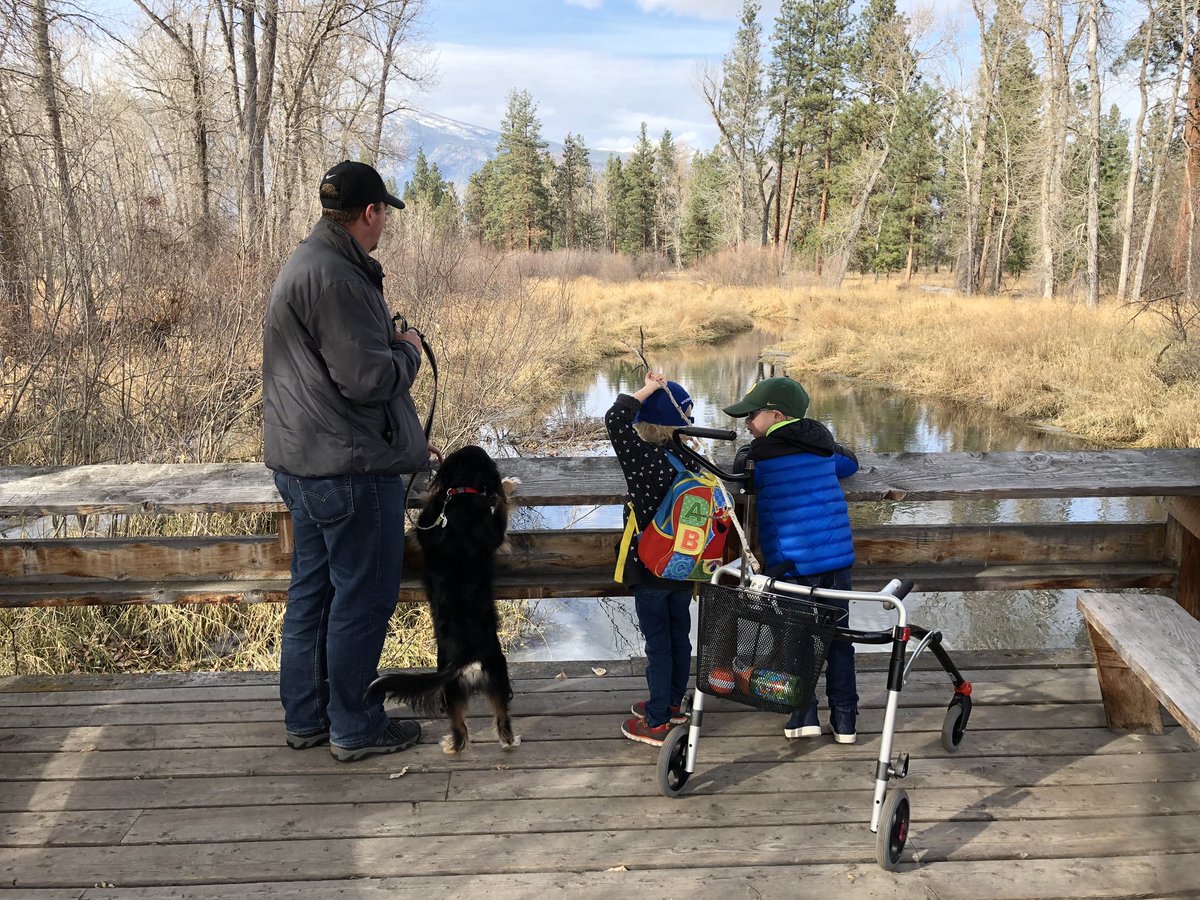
636, 452, 732, 581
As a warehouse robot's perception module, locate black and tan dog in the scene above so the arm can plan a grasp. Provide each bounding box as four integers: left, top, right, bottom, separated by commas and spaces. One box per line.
368, 445, 520, 753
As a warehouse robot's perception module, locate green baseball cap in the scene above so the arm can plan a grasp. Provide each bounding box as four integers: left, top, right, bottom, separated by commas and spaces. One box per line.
723, 377, 810, 419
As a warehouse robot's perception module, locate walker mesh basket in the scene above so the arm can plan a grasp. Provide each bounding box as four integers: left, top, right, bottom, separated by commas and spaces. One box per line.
696, 581, 844, 714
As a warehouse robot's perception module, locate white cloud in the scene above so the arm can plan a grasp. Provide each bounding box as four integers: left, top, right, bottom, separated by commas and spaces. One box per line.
635, 0, 741, 20
426, 42, 719, 152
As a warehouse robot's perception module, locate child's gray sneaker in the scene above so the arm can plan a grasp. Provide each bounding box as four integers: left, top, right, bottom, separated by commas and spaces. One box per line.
285, 729, 330, 749
331, 719, 422, 762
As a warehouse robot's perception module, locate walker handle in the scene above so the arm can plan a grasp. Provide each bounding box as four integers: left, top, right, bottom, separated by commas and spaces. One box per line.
670, 429, 749, 482
883, 579, 915, 599
677, 426, 738, 441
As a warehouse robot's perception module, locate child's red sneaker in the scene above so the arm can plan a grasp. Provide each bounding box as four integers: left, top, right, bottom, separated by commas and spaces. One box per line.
621, 716, 672, 746
631, 700, 688, 724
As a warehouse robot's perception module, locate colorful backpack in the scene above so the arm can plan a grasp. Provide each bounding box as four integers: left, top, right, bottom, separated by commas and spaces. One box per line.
615, 451, 733, 582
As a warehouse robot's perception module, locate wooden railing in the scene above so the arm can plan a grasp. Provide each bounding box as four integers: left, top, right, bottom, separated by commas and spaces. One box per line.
1, 450, 1198, 617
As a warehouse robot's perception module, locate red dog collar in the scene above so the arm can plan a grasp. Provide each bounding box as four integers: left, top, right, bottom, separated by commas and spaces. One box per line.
445, 487, 481, 498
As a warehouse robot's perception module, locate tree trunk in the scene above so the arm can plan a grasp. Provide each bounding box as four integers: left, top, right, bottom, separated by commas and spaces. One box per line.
1132, 4, 1190, 304
31, 0, 94, 327
1085, 0, 1101, 309
824, 145, 890, 287
781, 137, 806, 249
1172, 9, 1200, 287
815, 144, 831, 276
977, 191, 997, 292
1116, 7, 1153, 300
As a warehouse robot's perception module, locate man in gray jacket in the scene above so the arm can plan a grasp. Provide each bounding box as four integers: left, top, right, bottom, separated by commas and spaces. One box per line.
263, 160, 431, 761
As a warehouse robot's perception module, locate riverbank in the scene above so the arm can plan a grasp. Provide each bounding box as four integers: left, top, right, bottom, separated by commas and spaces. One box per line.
562, 275, 1198, 448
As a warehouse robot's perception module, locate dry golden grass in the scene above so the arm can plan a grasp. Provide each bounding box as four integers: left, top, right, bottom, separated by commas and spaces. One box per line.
755, 276, 1195, 447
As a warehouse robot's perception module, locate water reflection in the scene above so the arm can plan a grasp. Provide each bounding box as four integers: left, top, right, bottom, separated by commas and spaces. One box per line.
510, 329, 1158, 660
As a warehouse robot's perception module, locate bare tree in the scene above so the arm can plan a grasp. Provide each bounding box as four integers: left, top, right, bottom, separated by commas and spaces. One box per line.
1084, 0, 1102, 308
361, 0, 428, 166
132, 1, 214, 237
31, 0, 95, 325
1116, 2, 1156, 300
1131, 0, 1193, 304
1032, 0, 1085, 299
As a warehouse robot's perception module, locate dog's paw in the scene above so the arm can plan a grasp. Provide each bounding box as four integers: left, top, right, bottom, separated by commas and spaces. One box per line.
501, 476, 521, 499
441, 733, 469, 755
500, 734, 522, 749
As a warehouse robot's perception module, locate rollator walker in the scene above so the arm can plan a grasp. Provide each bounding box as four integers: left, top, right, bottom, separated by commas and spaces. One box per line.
655, 427, 974, 871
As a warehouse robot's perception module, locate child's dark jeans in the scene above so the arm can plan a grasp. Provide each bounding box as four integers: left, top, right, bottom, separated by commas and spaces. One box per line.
633, 584, 692, 727
787, 567, 858, 717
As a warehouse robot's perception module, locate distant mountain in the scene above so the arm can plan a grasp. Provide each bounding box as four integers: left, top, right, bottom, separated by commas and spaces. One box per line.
384, 109, 625, 195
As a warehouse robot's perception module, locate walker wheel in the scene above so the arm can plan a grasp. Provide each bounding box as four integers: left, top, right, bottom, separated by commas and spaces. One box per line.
656, 725, 691, 798
875, 788, 910, 871
941, 702, 967, 753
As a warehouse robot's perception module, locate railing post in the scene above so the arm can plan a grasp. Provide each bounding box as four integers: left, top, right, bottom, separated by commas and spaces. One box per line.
1165, 496, 1200, 620
277, 511, 294, 556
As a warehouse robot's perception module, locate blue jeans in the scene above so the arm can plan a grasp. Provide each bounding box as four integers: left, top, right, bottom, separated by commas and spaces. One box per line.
274, 472, 407, 749
790, 568, 858, 715
634, 584, 693, 727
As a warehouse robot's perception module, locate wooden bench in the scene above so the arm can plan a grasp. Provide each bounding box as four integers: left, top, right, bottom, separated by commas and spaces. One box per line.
1077, 591, 1200, 744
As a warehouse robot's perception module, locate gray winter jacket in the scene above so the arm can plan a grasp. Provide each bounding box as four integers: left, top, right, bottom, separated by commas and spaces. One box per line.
263, 217, 427, 477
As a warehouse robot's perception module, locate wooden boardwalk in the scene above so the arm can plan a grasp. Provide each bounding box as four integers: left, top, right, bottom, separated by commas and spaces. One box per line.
2, 651, 1199, 899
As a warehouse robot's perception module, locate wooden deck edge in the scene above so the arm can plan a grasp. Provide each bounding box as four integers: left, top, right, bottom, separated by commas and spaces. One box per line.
0, 649, 1095, 692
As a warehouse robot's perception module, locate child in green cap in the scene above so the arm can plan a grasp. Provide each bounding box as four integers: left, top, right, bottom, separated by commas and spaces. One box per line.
724, 376, 861, 742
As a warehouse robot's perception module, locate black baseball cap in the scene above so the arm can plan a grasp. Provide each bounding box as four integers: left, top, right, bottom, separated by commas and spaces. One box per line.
319, 160, 405, 210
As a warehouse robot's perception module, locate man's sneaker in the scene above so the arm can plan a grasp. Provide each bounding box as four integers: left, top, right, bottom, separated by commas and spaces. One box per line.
331, 718, 422, 762
285, 728, 330, 750
631, 700, 688, 725
784, 705, 822, 740
830, 707, 858, 744
621, 716, 672, 747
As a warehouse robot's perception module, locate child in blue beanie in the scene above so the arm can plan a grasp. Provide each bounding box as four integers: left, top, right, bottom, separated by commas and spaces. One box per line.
605, 371, 696, 746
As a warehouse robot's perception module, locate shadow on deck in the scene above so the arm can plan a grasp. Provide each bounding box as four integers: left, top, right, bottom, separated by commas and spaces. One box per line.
2, 650, 1198, 898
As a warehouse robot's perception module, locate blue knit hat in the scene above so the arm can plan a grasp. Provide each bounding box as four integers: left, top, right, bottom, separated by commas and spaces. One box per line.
634, 381, 694, 426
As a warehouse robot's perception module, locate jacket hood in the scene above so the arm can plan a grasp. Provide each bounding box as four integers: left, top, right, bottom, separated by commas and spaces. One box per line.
748, 418, 836, 461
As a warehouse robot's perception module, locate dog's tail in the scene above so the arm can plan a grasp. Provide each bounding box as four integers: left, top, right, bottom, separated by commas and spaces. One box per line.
366, 670, 454, 716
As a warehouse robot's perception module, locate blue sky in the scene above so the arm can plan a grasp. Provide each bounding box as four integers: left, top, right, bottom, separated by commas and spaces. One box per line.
416, 0, 1004, 153
419, 0, 1146, 154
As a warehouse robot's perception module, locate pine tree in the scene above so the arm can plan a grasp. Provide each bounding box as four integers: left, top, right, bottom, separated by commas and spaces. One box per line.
683, 150, 724, 263
493, 89, 552, 251
552, 133, 594, 250
656, 129, 685, 266
707, 0, 769, 246
620, 123, 658, 254
601, 155, 627, 253
402, 148, 459, 233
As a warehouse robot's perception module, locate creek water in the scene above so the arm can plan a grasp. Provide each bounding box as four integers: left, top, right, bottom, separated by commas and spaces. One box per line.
507, 328, 1160, 662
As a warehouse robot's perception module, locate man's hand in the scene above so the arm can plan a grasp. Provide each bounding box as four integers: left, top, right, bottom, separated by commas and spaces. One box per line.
428, 441, 444, 464
394, 327, 422, 350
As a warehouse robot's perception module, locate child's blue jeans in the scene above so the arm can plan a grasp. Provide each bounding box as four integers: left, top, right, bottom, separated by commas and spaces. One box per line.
633, 584, 693, 727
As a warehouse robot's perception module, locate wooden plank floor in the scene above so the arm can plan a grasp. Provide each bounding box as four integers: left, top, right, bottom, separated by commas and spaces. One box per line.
2, 651, 1198, 899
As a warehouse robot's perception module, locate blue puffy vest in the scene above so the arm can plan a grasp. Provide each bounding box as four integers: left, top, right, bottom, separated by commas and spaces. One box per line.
753, 450, 856, 577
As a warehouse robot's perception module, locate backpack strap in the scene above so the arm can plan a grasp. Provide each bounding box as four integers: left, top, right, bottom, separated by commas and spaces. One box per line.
663, 449, 687, 475
613, 500, 639, 583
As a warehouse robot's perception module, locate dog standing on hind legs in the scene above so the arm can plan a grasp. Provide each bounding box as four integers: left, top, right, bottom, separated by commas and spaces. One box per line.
367, 445, 521, 754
